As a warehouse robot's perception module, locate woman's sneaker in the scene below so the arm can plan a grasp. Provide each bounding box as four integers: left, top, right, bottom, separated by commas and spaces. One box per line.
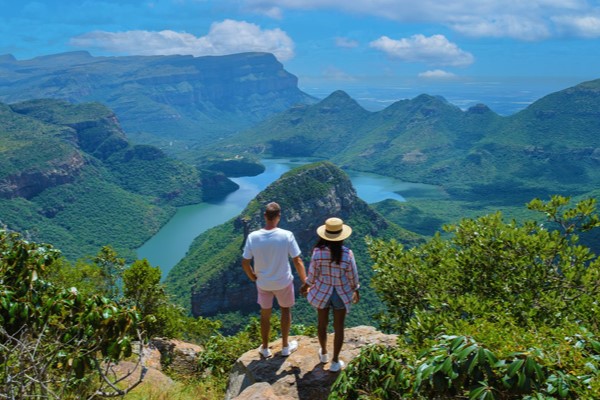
281, 340, 298, 356
329, 360, 345, 372
258, 345, 272, 358
319, 348, 329, 363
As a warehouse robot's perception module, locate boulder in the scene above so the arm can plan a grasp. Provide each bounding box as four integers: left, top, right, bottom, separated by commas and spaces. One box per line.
150, 338, 203, 375
226, 326, 398, 400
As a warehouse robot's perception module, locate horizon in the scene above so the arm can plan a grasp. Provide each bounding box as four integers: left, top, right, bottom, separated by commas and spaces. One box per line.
2, 1, 599, 116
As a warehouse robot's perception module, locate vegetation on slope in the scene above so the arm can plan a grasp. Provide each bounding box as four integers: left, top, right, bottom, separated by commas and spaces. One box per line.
332, 195, 600, 399
0, 99, 236, 260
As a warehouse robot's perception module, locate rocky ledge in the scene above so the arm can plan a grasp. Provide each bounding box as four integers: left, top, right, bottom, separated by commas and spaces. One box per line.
225, 326, 398, 400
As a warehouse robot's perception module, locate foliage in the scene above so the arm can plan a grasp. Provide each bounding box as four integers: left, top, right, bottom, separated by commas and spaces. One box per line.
121, 258, 221, 342
331, 328, 600, 399
331, 196, 600, 399
0, 230, 143, 399
368, 195, 600, 336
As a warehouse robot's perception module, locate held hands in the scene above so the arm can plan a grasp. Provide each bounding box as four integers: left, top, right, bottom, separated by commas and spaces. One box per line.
300, 283, 310, 297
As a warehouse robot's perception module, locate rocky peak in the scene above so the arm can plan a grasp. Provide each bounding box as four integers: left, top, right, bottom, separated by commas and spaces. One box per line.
240, 162, 360, 240
225, 326, 398, 400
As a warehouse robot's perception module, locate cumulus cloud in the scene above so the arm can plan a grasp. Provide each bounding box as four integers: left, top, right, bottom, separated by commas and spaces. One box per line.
335, 37, 359, 48
70, 19, 295, 61
448, 15, 551, 40
418, 69, 457, 79
369, 34, 474, 67
553, 15, 600, 38
243, 0, 598, 40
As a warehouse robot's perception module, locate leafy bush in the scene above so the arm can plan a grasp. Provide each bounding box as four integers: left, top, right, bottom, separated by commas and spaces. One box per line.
331, 329, 600, 399
0, 230, 143, 399
331, 196, 600, 399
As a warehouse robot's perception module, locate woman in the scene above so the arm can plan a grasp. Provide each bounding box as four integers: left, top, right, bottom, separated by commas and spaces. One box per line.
301, 217, 360, 372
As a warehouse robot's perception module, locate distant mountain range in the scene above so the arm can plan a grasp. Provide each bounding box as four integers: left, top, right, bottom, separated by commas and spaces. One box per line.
0, 51, 316, 156
214, 79, 600, 204
0, 99, 236, 260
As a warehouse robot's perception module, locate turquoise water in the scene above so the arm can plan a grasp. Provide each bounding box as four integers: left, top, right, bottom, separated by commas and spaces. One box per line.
136, 158, 441, 278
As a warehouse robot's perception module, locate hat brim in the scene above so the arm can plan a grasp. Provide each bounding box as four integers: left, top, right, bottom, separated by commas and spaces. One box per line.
316, 224, 352, 241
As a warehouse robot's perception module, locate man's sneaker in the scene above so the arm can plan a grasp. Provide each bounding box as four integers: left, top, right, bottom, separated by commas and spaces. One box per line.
258, 345, 272, 358
329, 360, 345, 372
281, 340, 298, 356
319, 348, 329, 363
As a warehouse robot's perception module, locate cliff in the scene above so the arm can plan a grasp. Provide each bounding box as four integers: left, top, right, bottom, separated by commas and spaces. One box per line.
0, 51, 316, 148
0, 99, 237, 260
225, 326, 398, 400
164, 161, 421, 324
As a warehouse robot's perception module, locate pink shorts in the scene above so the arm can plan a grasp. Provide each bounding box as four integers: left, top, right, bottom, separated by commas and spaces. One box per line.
257, 282, 295, 309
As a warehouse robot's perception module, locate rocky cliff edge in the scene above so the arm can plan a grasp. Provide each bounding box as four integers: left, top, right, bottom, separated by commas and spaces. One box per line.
225, 326, 398, 400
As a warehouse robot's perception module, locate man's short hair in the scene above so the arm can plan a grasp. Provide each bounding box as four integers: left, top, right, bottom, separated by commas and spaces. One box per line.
265, 202, 281, 221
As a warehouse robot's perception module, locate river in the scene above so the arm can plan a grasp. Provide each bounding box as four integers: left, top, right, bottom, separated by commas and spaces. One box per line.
136, 158, 442, 278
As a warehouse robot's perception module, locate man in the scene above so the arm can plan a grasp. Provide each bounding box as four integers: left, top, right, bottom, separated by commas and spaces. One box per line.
242, 202, 307, 358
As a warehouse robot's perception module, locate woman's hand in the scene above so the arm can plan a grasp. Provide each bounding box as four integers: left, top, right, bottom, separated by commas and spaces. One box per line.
352, 290, 360, 304
300, 283, 310, 297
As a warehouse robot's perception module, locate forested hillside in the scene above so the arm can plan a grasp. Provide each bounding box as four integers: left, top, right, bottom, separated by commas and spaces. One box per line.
0, 51, 316, 157
0, 99, 236, 260
216, 78, 600, 201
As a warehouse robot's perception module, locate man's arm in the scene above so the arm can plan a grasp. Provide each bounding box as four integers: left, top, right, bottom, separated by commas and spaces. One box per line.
292, 256, 307, 284
242, 258, 257, 282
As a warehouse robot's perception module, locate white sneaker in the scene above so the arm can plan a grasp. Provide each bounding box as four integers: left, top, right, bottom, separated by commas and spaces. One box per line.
319, 348, 329, 363
258, 345, 272, 358
329, 360, 345, 372
281, 340, 298, 356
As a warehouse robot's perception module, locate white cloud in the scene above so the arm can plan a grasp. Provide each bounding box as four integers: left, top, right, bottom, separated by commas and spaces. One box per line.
553, 15, 600, 38
335, 37, 359, 48
448, 15, 551, 40
243, 0, 597, 40
70, 19, 295, 61
369, 34, 474, 67
418, 69, 457, 79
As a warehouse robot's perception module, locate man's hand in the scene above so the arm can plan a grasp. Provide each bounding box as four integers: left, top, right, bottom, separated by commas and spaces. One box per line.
242, 258, 257, 282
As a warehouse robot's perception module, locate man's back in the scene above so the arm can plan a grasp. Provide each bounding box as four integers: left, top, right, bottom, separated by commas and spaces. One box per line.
243, 227, 299, 290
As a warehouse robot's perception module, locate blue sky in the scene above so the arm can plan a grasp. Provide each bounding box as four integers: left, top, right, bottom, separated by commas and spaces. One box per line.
2, 0, 600, 113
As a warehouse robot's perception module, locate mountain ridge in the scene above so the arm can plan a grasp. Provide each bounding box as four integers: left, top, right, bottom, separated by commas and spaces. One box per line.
0, 51, 316, 154
213, 78, 600, 201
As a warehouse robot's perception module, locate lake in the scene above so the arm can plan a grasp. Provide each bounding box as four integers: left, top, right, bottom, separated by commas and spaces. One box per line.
136, 158, 442, 278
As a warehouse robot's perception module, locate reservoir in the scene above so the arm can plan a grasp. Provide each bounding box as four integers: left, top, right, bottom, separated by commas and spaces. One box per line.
137, 158, 442, 278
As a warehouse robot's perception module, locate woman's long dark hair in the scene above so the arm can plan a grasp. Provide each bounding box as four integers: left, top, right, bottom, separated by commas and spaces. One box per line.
314, 238, 343, 264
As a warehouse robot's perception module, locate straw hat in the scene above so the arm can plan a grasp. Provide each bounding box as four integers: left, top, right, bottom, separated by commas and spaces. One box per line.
316, 217, 352, 241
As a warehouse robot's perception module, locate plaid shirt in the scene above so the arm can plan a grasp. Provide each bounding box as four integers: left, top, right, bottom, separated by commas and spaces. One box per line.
306, 246, 360, 312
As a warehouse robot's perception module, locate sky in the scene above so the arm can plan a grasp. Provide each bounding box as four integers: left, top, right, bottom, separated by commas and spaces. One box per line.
2, 0, 600, 114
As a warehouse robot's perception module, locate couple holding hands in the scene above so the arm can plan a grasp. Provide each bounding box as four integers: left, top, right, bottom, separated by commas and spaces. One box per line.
242, 202, 360, 372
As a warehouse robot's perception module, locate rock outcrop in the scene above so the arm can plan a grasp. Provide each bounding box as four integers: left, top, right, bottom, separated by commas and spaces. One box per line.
225, 326, 398, 400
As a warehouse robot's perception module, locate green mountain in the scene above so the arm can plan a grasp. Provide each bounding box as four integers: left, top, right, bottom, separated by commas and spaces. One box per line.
0, 51, 316, 158
0, 99, 236, 260
215, 78, 600, 203
164, 161, 422, 328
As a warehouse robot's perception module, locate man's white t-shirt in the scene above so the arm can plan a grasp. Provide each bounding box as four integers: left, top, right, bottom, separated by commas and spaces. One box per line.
242, 227, 301, 291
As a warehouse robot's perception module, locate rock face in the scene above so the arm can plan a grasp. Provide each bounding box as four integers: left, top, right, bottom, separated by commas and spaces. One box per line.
0, 51, 316, 143
225, 326, 398, 400
0, 153, 85, 199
